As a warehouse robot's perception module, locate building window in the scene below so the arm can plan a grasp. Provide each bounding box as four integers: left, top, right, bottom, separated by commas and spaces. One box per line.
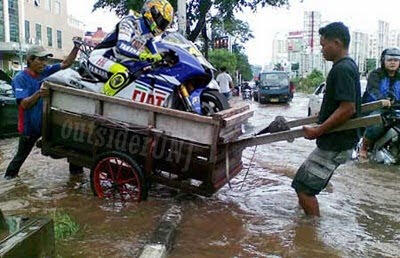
57, 30, 62, 48
47, 27, 52, 47
34, 0, 40, 7
54, 1, 61, 14
45, 0, 51, 10
0, 0, 4, 42
9, 0, 20, 42
35, 23, 42, 45
25, 20, 30, 43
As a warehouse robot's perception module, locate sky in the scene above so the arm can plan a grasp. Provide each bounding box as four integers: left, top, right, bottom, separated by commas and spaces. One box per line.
67, 0, 400, 66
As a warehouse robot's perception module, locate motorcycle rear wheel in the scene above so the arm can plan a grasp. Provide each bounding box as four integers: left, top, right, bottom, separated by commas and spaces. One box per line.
201, 90, 230, 116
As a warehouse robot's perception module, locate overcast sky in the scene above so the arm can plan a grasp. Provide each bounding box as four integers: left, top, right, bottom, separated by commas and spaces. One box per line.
68, 0, 400, 66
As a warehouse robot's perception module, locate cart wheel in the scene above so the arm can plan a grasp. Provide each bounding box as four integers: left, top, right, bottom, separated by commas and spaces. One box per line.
90, 152, 146, 202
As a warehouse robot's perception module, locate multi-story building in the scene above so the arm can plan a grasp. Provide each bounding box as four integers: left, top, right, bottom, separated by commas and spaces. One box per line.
350, 31, 369, 73
0, 0, 84, 70
271, 32, 289, 70
389, 29, 400, 48
368, 33, 378, 59
287, 31, 305, 76
377, 20, 389, 57
303, 11, 321, 56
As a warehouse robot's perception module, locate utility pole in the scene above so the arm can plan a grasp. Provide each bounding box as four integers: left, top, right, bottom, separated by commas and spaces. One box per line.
177, 0, 186, 36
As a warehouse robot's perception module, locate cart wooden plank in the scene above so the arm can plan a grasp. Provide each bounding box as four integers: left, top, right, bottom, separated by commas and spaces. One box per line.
285, 100, 390, 129
231, 114, 382, 149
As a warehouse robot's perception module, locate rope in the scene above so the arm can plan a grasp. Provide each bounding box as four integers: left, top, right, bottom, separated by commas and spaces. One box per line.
240, 145, 258, 191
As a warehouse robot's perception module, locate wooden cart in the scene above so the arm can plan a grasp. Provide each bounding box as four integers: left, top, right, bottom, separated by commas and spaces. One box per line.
40, 82, 253, 200
40, 82, 387, 201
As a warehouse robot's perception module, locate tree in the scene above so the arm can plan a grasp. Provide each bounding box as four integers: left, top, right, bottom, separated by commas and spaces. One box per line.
235, 52, 253, 81
208, 49, 237, 76
366, 58, 377, 74
93, 0, 294, 42
294, 69, 325, 93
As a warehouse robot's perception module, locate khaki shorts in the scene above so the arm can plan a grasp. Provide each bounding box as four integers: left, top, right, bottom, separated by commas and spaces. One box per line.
291, 147, 352, 196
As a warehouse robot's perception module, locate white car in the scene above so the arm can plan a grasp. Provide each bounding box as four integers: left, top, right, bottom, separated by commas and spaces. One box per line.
307, 79, 367, 116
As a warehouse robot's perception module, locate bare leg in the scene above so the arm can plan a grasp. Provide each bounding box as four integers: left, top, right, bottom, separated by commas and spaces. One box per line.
297, 192, 320, 217
359, 137, 369, 159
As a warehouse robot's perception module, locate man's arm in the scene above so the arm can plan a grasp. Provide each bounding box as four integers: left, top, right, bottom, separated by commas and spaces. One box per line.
20, 85, 49, 110
61, 45, 80, 69
228, 75, 234, 89
303, 101, 356, 139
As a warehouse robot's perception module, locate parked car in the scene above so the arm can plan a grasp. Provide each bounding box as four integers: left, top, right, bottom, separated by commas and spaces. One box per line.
0, 79, 18, 138
307, 79, 367, 116
255, 71, 292, 104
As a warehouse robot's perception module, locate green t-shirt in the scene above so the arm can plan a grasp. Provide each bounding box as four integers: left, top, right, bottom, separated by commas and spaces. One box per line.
317, 57, 361, 151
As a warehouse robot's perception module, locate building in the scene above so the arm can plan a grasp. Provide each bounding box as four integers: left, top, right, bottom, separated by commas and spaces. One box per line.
377, 20, 389, 57
350, 31, 369, 73
84, 27, 108, 47
287, 31, 305, 76
271, 32, 289, 70
389, 29, 400, 48
301, 11, 327, 75
0, 0, 84, 70
303, 11, 321, 56
368, 33, 378, 59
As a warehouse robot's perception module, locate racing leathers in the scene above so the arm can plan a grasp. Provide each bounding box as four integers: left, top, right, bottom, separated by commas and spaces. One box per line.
88, 15, 162, 96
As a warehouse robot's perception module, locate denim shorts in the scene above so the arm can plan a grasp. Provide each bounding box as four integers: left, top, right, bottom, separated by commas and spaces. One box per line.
222, 91, 232, 99
291, 147, 352, 196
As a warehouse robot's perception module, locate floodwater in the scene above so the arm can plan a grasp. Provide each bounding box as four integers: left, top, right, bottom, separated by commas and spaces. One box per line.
0, 93, 399, 257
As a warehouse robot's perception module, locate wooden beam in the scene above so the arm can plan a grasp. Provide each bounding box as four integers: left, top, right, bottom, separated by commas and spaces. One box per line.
231, 114, 382, 149
267, 100, 390, 131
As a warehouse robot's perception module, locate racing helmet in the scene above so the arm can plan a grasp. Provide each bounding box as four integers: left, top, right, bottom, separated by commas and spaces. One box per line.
142, 0, 174, 35
380, 47, 400, 67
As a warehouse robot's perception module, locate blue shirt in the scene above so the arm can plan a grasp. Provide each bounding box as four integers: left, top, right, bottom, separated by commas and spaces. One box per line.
12, 64, 61, 136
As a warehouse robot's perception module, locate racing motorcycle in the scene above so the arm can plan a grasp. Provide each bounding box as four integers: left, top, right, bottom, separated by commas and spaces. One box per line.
47, 32, 229, 116
356, 105, 400, 164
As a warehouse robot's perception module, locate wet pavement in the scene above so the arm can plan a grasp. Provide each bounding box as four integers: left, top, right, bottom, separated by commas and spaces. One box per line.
0, 93, 399, 257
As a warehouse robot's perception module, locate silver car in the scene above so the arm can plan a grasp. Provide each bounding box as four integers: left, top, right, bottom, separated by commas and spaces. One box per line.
307, 79, 367, 116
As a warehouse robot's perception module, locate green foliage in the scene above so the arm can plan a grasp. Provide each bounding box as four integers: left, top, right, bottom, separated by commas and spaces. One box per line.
93, 0, 293, 41
208, 49, 253, 81
294, 69, 325, 94
208, 49, 237, 75
366, 58, 377, 74
235, 51, 253, 81
52, 211, 80, 241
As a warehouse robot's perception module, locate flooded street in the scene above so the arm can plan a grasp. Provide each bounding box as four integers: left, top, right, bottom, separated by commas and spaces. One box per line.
0, 93, 399, 257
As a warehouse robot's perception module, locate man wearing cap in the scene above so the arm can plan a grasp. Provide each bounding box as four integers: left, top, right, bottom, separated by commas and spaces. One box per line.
4, 44, 80, 180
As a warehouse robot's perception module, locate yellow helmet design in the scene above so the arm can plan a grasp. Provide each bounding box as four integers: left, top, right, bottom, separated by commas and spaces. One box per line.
142, 0, 174, 35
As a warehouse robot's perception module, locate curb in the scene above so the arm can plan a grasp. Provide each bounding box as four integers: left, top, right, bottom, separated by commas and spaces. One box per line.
139, 204, 182, 258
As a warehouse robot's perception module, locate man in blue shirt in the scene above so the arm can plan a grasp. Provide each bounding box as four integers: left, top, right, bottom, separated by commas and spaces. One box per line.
4, 44, 80, 180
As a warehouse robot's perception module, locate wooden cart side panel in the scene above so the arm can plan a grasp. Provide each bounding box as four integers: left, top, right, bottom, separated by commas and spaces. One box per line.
156, 114, 216, 145
44, 82, 218, 124
103, 102, 150, 126
210, 146, 244, 186
51, 91, 97, 115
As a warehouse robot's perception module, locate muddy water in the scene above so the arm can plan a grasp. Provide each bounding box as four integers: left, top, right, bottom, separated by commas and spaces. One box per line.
0, 93, 399, 257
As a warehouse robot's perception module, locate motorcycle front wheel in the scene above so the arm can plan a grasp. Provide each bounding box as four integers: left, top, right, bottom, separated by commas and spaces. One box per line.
201, 90, 230, 116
